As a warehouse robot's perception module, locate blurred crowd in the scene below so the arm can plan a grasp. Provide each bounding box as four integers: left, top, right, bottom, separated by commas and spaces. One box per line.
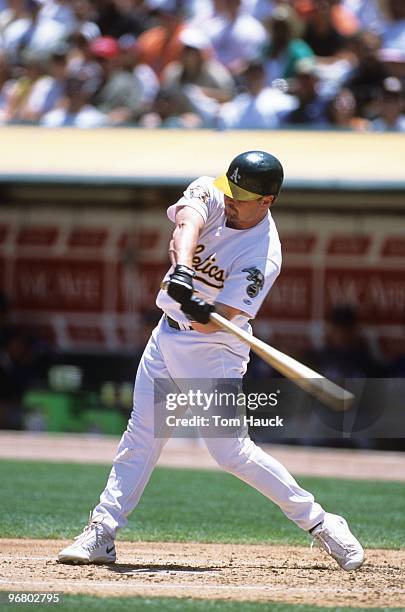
0, 0, 404, 130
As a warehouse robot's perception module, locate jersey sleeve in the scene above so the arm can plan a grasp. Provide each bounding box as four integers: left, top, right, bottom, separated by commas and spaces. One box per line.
166, 177, 214, 224
216, 256, 281, 319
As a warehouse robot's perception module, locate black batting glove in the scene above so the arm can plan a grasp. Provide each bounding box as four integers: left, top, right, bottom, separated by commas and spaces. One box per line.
167, 264, 195, 305
181, 296, 215, 324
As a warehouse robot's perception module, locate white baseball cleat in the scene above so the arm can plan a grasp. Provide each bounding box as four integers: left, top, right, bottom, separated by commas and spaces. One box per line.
58, 514, 116, 564
310, 512, 364, 571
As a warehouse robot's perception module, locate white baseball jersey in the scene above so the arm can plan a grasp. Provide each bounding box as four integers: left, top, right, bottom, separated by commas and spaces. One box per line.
93, 175, 326, 539
156, 176, 282, 327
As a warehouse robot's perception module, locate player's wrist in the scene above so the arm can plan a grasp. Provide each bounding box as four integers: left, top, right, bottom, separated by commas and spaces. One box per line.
167, 265, 195, 305
181, 296, 215, 324
173, 264, 195, 278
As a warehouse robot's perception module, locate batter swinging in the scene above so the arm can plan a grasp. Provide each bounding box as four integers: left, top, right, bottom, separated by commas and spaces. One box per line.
58, 151, 364, 571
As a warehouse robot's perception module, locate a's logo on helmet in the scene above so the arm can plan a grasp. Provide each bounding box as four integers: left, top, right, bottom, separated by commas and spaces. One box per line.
229, 167, 241, 184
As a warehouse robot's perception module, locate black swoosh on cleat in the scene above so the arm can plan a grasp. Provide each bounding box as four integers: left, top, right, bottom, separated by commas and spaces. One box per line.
106, 546, 115, 554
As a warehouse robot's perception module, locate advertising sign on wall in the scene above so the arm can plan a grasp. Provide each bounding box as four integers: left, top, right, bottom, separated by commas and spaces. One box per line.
0, 208, 404, 357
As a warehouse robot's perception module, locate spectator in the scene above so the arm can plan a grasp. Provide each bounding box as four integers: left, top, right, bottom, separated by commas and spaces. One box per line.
0, 0, 16, 28
139, 85, 203, 128
260, 4, 314, 83
136, 0, 186, 78
185, 0, 215, 24
0, 50, 12, 118
325, 86, 369, 130
41, 64, 110, 127
162, 26, 236, 125
96, 0, 149, 39
281, 57, 330, 126
342, 0, 386, 35
89, 35, 144, 125
242, 0, 275, 22
202, 0, 268, 74
343, 30, 388, 118
37, 0, 76, 32
162, 27, 235, 103
21, 0, 74, 60
371, 76, 405, 131
1, 0, 40, 64
302, 0, 352, 58
0, 0, 87, 66
218, 59, 297, 129
0, 49, 43, 123
70, 0, 101, 42
118, 34, 159, 111
377, 47, 405, 80
381, 0, 405, 54
66, 26, 102, 73
14, 47, 68, 122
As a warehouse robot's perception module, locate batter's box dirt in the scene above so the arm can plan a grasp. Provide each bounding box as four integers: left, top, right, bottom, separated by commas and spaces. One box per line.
1, 539, 404, 608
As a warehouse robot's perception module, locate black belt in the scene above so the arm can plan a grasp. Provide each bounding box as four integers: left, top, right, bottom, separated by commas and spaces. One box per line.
166, 315, 192, 331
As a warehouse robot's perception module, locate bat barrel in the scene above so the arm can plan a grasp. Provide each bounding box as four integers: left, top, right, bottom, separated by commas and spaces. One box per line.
210, 312, 354, 412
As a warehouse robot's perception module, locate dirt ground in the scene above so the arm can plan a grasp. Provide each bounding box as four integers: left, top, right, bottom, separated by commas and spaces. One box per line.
1, 540, 405, 608
1, 432, 405, 607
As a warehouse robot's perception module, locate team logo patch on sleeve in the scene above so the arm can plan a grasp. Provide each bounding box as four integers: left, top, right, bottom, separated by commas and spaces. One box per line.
188, 185, 210, 204
242, 267, 265, 298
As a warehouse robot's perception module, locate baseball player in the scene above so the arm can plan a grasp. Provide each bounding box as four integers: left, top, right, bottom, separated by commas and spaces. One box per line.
58, 151, 364, 571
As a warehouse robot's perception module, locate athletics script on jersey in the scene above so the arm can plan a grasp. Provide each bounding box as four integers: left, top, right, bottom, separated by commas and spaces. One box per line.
192, 244, 225, 289
191, 246, 265, 300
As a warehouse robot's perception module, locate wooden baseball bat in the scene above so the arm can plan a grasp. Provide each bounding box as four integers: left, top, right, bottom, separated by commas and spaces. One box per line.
210, 312, 355, 412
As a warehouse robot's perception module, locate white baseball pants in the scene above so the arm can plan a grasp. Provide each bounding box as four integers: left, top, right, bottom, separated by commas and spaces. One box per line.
94, 316, 325, 537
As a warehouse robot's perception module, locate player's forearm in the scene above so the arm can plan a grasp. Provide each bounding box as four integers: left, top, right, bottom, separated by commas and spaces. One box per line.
170, 224, 199, 267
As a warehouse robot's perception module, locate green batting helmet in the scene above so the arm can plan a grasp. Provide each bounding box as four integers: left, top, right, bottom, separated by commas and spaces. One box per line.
214, 150, 284, 201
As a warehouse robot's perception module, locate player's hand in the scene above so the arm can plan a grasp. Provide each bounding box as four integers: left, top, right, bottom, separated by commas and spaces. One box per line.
167, 264, 195, 305
181, 296, 215, 324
